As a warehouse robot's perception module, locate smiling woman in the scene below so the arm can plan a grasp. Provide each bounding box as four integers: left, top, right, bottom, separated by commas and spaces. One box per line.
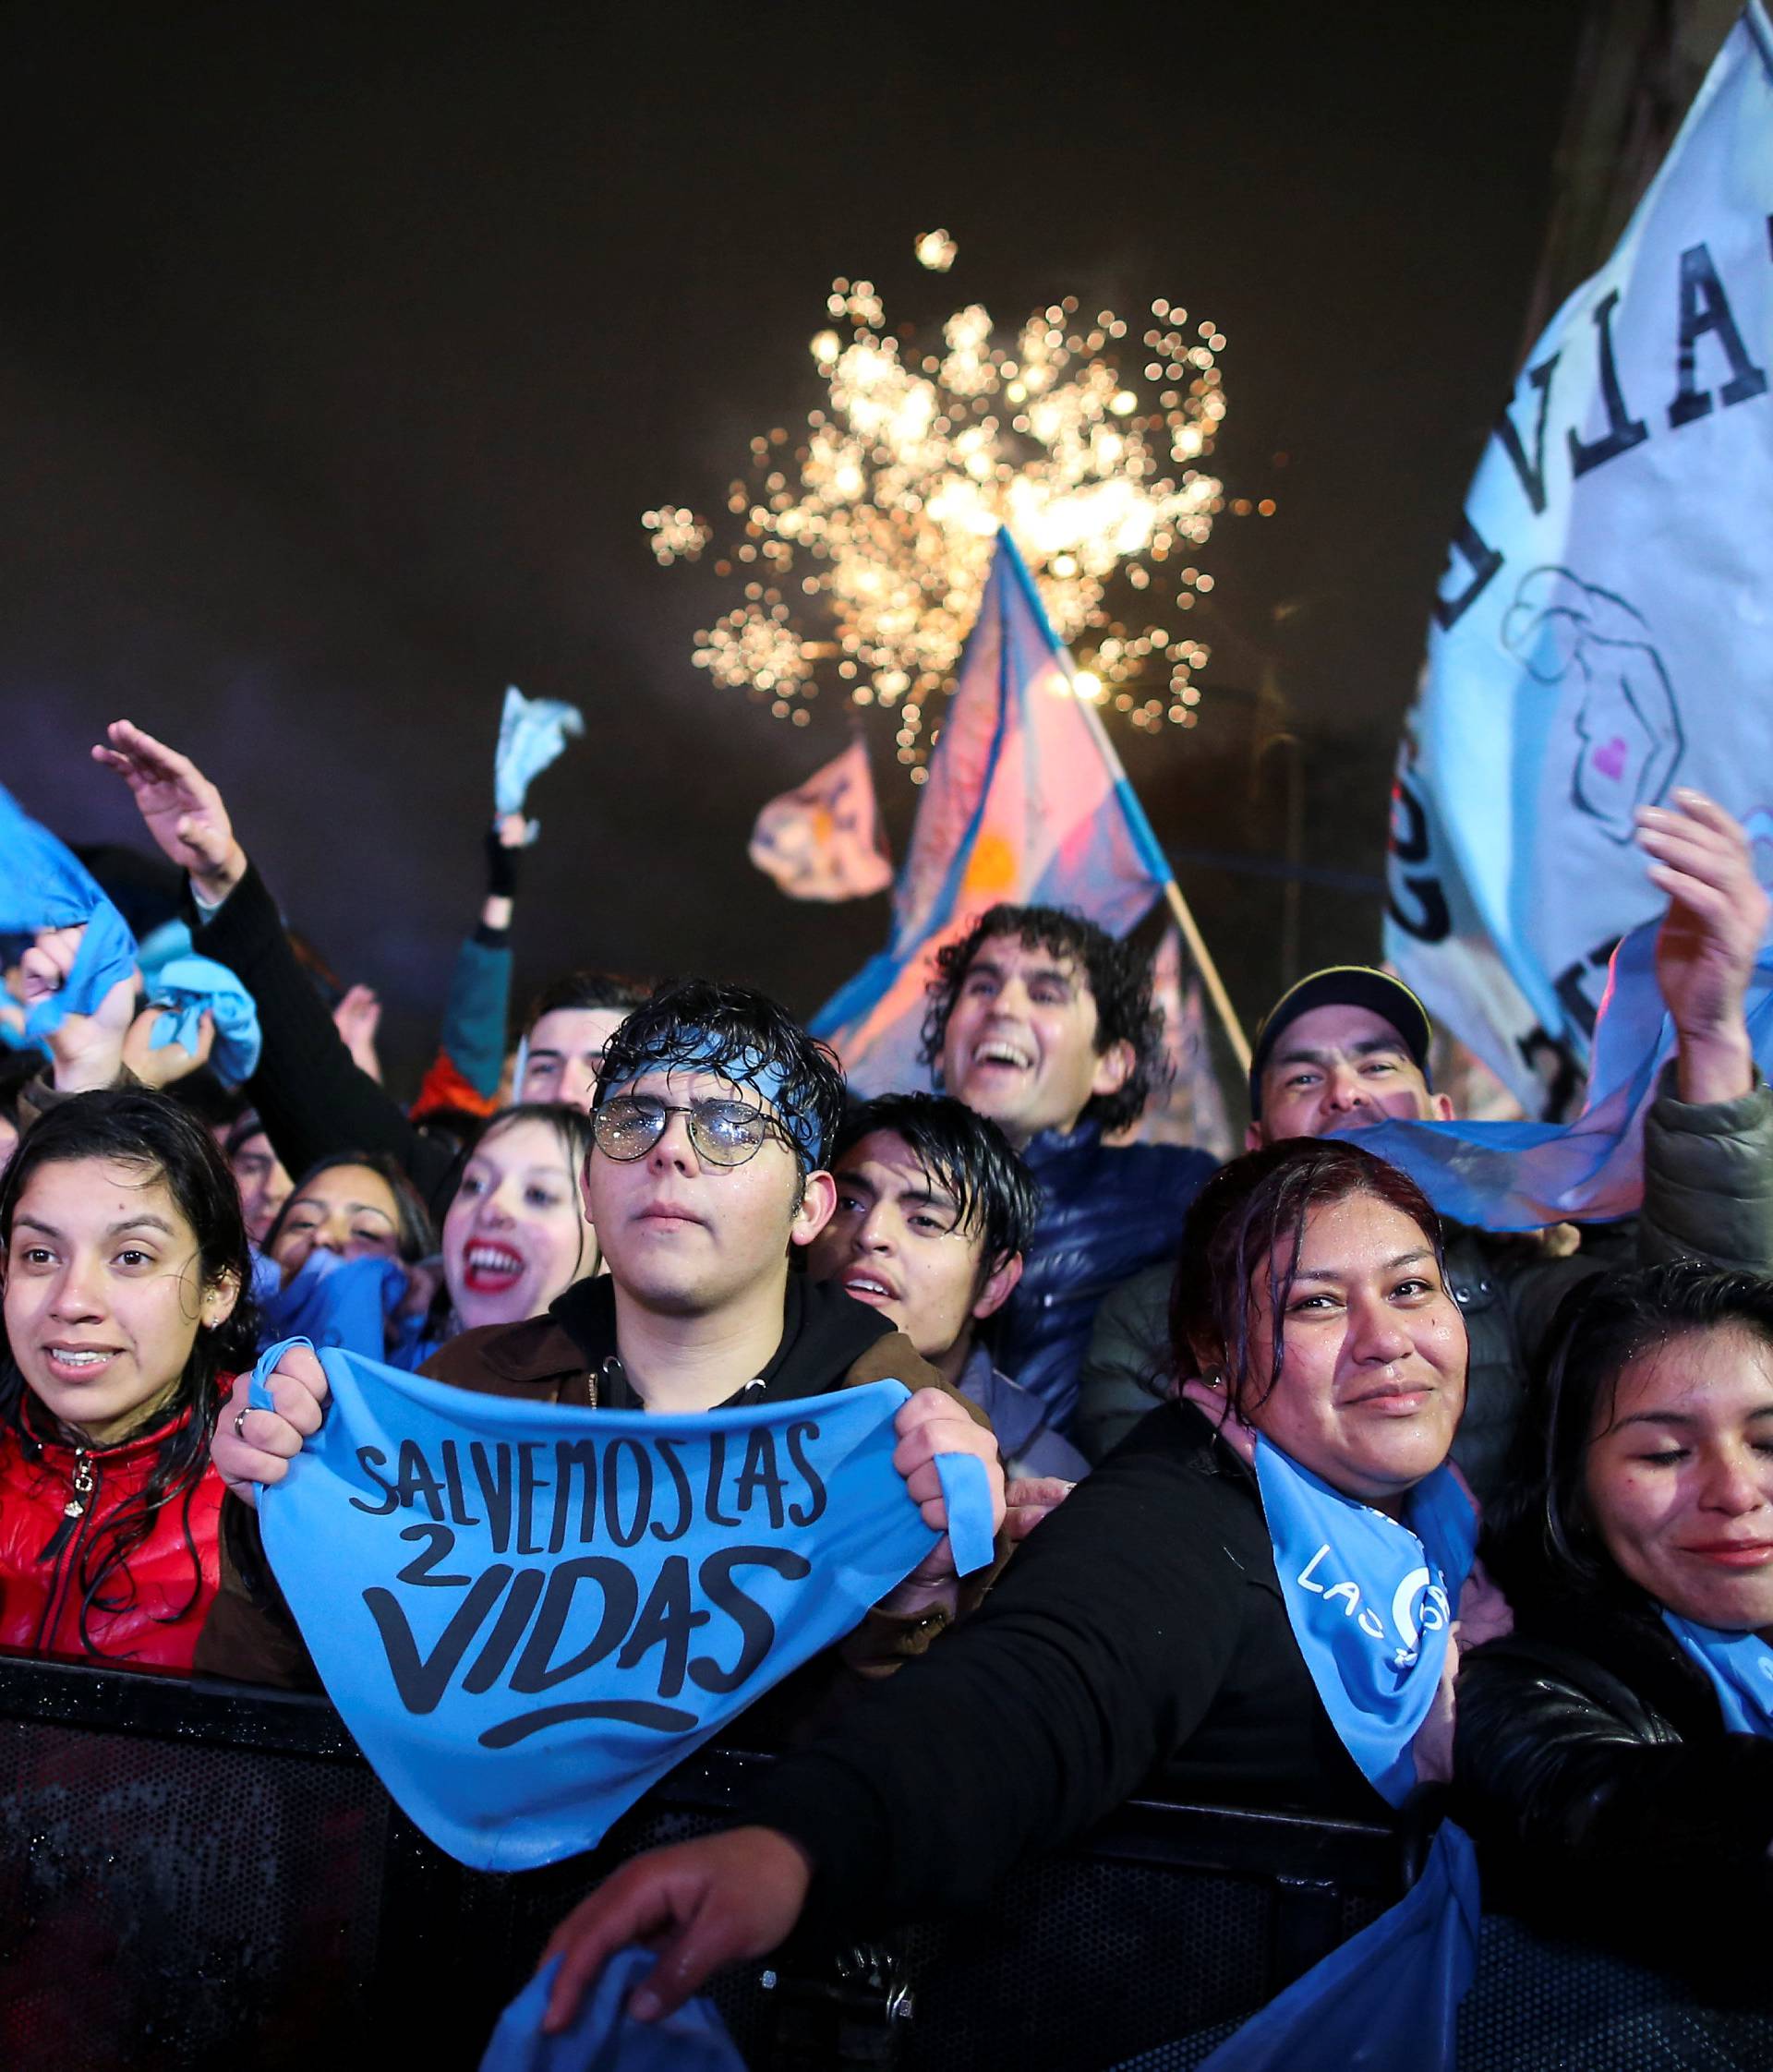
0, 1089, 259, 1667
440, 1104, 597, 1334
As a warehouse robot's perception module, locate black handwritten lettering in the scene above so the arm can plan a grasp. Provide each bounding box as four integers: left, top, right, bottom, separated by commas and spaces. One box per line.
367, 1567, 513, 1715
1567, 290, 1648, 477
1430, 515, 1503, 632
690, 1547, 811, 1694
549, 1440, 597, 1553
479, 1697, 696, 1748
703, 1431, 742, 1526
1669, 241, 1767, 428
1494, 353, 1560, 514
602, 1436, 653, 1548
439, 1440, 481, 1529
651, 1438, 693, 1542
510, 1557, 638, 1693
394, 1521, 471, 1588
462, 1568, 548, 1693
736, 1427, 788, 1530
470, 1441, 513, 1552
516, 1443, 550, 1556
616, 1556, 711, 1699
394, 1439, 446, 1522
785, 1421, 827, 1525
349, 1445, 399, 1515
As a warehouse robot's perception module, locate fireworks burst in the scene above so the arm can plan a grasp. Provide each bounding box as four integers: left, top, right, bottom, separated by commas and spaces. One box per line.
645, 238, 1272, 775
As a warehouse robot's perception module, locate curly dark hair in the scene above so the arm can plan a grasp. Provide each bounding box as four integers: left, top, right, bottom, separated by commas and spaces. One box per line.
832, 1091, 1042, 1272
1167, 1138, 1445, 1419
0, 1089, 261, 1656
918, 904, 1166, 1135
596, 979, 848, 1174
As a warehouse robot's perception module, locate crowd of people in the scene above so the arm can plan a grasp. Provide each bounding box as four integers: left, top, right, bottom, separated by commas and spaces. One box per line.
3, 717, 1772, 2054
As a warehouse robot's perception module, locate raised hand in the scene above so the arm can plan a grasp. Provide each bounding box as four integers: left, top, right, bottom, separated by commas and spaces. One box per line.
332, 982, 384, 1081
91, 720, 247, 903
122, 1003, 216, 1090
20, 924, 138, 1091
1635, 789, 1768, 1103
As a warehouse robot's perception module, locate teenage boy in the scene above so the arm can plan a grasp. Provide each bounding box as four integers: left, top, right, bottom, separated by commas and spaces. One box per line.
204, 980, 1006, 1684
807, 1092, 1087, 1480
1078, 790, 1773, 1489
922, 903, 1215, 1437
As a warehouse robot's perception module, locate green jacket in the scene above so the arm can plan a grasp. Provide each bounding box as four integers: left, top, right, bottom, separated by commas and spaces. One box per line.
1072, 1073, 1773, 1503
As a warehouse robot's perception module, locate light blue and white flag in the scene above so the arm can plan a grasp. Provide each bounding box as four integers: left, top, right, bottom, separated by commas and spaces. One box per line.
251, 1342, 995, 1870
812, 529, 1172, 1095
495, 685, 585, 836
1386, 5, 1773, 1114
0, 779, 138, 1038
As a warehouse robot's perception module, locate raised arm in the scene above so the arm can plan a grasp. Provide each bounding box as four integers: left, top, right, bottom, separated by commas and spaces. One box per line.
92, 721, 459, 1219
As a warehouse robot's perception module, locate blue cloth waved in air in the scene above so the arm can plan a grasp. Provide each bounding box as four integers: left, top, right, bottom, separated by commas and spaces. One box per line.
148, 954, 263, 1085
480, 1952, 741, 2072
256, 1250, 440, 1370
1195, 1440, 1481, 2072
0, 779, 138, 1038
1348, 917, 1773, 1233
1664, 1614, 1773, 1737
251, 1340, 995, 1870
496, 685, 585, 834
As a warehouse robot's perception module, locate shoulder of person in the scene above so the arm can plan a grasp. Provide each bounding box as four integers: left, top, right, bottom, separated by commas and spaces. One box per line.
839, 1329, 992, 1431
419, 1314, 585, 1398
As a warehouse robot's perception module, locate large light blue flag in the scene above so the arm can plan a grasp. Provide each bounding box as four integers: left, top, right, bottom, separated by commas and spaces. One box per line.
1385, 6, 1773, 1113
811, 529, 1172, 1096
0, 779, 138, 1037
252, 1342, 992, 1871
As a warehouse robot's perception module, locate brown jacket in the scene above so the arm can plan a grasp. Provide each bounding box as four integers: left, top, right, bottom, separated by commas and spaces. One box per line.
195, 1274, 1004, 1698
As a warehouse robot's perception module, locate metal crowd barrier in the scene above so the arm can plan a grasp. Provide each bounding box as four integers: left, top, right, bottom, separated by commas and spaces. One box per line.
0, 1652, 1413, 2070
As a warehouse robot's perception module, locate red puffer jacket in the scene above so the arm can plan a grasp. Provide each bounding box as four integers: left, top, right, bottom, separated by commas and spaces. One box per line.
0, 1390, 230, 1670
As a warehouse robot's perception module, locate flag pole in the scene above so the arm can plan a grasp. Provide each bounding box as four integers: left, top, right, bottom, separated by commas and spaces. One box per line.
1072, 693, 1252, 1073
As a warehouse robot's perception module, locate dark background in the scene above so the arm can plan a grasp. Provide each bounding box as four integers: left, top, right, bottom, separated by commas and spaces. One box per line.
0, 3, 1584, 1078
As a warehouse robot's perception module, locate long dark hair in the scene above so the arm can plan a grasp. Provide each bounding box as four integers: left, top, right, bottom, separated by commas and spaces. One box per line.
263, 1149, 438, 1263
0, 1089, 260, 1652
1491, 1260, 1773, 1599
1167, 1138, 1446, 1418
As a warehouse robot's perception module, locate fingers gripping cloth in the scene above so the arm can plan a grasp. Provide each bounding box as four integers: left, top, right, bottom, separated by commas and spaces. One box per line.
479, 1951, 742, 2071
0, 779, 139, 1036
148, 954, 263, 1084
935, 1450, 996, 1576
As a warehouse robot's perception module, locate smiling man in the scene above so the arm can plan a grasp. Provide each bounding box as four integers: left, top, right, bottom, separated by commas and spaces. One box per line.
921, 905, 1216, 1440
807, 1091, 1086, 1480
1078, 793, 1773, 1495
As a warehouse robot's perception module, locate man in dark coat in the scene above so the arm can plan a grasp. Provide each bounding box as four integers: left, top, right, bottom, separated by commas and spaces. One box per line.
921, 903, 1216, 1440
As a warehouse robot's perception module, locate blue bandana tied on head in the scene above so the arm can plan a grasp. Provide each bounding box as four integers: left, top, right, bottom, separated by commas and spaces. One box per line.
1194, 1439, 1482, 2072
0, 779, 138, 1038
148, 954, 263, 1084
1663, 1613, 1773, 1737
607, 1029, 825, 1171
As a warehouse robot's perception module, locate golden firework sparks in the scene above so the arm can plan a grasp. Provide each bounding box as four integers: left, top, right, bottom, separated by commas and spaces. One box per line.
648, 236, 1269, 769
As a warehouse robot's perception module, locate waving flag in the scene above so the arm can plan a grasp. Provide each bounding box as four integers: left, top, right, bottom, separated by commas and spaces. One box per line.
1112, 923, 1236, 1159
0, 779, 138, 1038
812, 530, 1172, 1094
748, 736, 894, 901
494, 685, 585, 836
1385, 6, 1773, 1113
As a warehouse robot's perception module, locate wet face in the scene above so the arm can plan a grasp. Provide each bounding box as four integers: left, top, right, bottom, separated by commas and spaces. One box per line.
1236, 1191, 1466, 1512
585, 1068, 834, 1319
1584, 1326, 1773, 1633
3, 1156, 237, 1445
520, 1008, 629, 1114
806, 1129, 1019, 1380
270, 1162, 404, 1280
228, 1128, 292, 1246
441, 1116, 594, 1332
1251, 1004, 1451, 1150
939, 936, 1130, 1150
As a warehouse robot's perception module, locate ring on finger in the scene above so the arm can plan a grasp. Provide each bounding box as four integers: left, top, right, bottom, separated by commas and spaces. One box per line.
233, 1406, 252, 1442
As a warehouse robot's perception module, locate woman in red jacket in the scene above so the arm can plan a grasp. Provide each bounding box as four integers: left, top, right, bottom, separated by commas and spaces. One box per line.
0, 1088, 258, 1668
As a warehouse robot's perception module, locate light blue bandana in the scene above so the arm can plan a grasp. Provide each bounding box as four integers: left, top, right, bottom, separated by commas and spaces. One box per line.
148, 954, 263, 1085
0, 779, 138, 1037
1664, 1612, 1773, 1737
607, 1030, 824, 1169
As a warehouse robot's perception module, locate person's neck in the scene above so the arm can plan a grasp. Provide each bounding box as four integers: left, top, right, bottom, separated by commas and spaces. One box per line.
609, 1271, 790, 1414
1007, 1106, 1085, 1154
931, 1322, 974, 1391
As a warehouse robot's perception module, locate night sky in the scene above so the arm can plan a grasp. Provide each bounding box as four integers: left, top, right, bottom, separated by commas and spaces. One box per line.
0, 4, 1584, 1078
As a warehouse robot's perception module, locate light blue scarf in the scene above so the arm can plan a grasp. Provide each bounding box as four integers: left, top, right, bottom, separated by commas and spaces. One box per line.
495, 685, 585, 834
1195, 1440, 1481, 2072
1663, 1612, 1773, 1737
0, 779, 138, 1036
148, 953, 263, 1084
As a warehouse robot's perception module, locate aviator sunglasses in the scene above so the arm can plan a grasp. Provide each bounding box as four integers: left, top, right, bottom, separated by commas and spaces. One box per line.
591, 1092, 796, 1168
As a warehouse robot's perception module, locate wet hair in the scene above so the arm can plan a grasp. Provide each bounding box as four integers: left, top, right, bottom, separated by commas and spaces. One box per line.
1167, 1138, 1444, 1419
1491, 1260, 1773, 1599
524, 970, 653, 1034
595, 979, 848, 1178
832, 1092, 1041, 1272
919, 904, 1165, 1135
0, 1089, 260, 1654
263, 1150, 438, 1264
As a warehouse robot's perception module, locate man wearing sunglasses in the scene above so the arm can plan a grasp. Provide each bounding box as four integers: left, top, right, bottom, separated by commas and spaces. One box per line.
208, 978, 1007, 1687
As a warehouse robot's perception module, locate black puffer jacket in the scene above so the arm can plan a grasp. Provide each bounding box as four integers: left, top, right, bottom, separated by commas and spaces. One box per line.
990, 1121, 1215, 1438
1453, 1576, 1773, 1994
